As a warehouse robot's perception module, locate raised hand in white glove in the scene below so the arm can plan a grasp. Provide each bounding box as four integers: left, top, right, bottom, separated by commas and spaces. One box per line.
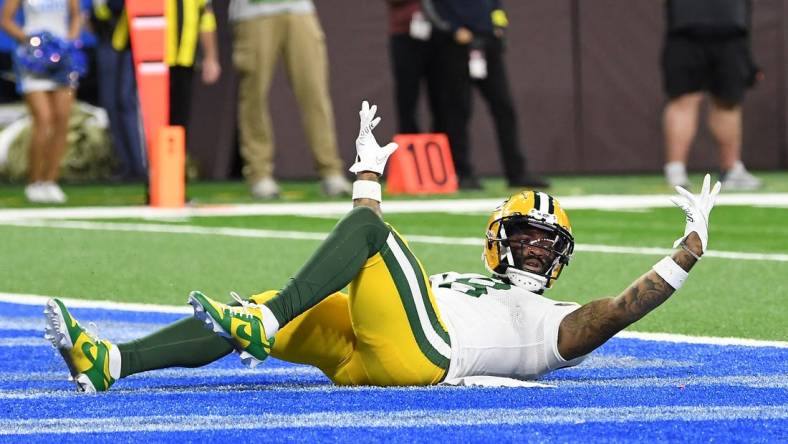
670, 173, 721, 254
349, 101, 398, 175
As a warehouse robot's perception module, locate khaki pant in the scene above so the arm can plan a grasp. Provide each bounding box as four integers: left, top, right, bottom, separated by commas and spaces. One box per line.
232, 13, 344, 182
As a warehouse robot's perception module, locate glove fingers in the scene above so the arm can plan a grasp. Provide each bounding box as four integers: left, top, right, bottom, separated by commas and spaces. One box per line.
703, 180, 722, 215
669, 196, 686, 209
383, 142, 399, 155
369, 116, 381, 131
674, 186, 695, 203
369, 104, 378, 121
710, 180, 722, 201
701, 173, 711, 197
360, 100, 369, 117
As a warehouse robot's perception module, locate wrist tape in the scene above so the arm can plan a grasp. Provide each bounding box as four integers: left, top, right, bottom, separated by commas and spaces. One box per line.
651, 256, 688, 290
352, 180, 381, 202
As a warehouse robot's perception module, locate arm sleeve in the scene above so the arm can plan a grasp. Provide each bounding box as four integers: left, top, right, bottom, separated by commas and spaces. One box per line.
421, 0, 459, 32
200, 10, 217, 33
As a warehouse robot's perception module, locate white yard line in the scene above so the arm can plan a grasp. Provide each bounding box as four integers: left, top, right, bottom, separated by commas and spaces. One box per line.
0, 193, 787, 221
0, 405, 786, 434
0, 374, 785, 400
1, 292, 786, 348
2, 219, 787, 262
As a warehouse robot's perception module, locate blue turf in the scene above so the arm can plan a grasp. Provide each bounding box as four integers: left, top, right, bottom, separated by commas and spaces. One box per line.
1, 301, 786, 442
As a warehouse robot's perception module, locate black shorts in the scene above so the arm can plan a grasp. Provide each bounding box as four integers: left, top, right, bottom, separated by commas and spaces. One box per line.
661, 34, 756, 104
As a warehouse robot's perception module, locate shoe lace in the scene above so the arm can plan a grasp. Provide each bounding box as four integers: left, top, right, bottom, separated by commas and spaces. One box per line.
230, 291, 257, 318
85, 321, 101, 342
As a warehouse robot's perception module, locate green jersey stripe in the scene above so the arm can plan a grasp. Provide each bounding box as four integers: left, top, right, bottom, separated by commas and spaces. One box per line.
381, 236, 451, 369
389, 231, 452, 345
380, 245, 450, 369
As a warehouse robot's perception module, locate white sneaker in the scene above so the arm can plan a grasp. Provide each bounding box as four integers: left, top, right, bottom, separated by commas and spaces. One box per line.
664, 161, 690, 188
721, 161, 762, 191
250, 177, 280, 199
322, 174, 351, 197
24, 182, 49, 203
42, 181, 67, 204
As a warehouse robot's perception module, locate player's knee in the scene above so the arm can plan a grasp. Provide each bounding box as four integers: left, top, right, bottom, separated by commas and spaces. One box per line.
341, 206, 386, 232
338, 206, 389, 250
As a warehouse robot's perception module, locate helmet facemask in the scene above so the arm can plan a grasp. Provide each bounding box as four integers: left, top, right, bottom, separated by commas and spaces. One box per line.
485, 210, 574, 293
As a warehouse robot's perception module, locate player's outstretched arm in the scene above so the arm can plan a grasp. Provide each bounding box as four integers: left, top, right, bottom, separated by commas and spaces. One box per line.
349, 101, 398, 217
557, 174, 721, 361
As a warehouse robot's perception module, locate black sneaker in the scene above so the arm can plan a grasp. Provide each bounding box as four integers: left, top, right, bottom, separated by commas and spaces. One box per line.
507, 175, 550, 189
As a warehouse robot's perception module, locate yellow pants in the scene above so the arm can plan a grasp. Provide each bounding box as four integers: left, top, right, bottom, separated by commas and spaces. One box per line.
250, 232, 451, 386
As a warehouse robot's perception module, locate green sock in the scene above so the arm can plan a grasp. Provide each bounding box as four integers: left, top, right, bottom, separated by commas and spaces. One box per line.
117, 207, 388, 378
118, 311, 236, 378
263, 206, 389, 326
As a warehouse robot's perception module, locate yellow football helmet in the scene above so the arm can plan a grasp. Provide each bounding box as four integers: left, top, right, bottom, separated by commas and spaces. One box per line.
483, 191, 574, 293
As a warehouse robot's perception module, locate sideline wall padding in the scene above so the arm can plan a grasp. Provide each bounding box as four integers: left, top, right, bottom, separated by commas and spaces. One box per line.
189, 0, 787, 180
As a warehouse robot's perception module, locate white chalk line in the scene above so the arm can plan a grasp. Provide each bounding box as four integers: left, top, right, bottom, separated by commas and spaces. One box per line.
0, 405, 786, 435
1, 373, 785, 401
0, 193, 787, 222
1, 292, 786, 349
2, 219, 787, 262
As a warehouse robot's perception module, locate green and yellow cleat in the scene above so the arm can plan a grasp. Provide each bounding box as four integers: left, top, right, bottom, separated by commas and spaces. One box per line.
187, 291, 274, 368
44, 298, 118, 393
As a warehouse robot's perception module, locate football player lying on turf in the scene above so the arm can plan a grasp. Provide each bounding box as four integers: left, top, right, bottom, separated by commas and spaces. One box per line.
44, 101, 721, 392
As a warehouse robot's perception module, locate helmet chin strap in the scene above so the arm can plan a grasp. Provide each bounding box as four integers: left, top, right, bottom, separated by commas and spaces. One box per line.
504, 267, 548, 293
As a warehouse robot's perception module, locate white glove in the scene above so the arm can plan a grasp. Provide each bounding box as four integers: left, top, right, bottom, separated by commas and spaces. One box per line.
670, 173, 721, 253
349, 101, 398, 175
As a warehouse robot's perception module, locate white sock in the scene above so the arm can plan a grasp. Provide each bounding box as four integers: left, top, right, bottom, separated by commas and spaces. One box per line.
664, 161, 686, 176
108, 344, 121, 380
258, 304, 280, 338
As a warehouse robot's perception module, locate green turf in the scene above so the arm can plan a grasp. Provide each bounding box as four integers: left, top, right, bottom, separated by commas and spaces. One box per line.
2, 171, 788, 207
87, 204, 788, 254
2, 173, 786, 341
1, 202, 786, 340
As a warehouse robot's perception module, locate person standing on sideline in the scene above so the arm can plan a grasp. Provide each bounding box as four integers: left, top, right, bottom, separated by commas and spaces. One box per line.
662, 0, 762, 190
91, 0, 147, 183
1, 0, 80, 203
385, 0, 444, 134
166, 0, 221, 148
423, 0, 549, 190
229, 0, 351, 199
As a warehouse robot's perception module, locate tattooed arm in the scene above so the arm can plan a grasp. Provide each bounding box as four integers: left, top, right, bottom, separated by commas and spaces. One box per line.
555, 174, 720, 361
556, 232, 703, 361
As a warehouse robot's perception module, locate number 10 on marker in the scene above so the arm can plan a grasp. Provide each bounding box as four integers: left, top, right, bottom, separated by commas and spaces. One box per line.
386, 133, 458, 195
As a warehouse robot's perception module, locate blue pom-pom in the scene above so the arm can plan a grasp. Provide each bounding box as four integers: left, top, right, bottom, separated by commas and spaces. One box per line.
14, 32, 89, 87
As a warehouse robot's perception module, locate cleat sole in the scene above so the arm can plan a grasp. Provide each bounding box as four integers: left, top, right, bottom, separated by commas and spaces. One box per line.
43, 299, 73, 349
74, 374, 96, 393
188, 293, 231, 339
43, 299, 80, 378
239, 350, 261, 369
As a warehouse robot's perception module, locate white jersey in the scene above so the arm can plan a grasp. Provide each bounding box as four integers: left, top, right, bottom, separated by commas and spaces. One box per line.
432, 272, 588, 381
23, 0, 69, 38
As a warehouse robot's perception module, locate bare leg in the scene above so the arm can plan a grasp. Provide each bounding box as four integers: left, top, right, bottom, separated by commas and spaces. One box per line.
663, 93, 703, 163
557, 233, 703, 360
23, 91, 54, 183
708, 98, 742, 171
43, 88, 74, 182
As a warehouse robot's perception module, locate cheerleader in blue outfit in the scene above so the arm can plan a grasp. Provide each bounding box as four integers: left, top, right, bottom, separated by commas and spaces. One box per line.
1, 0, 81, 203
